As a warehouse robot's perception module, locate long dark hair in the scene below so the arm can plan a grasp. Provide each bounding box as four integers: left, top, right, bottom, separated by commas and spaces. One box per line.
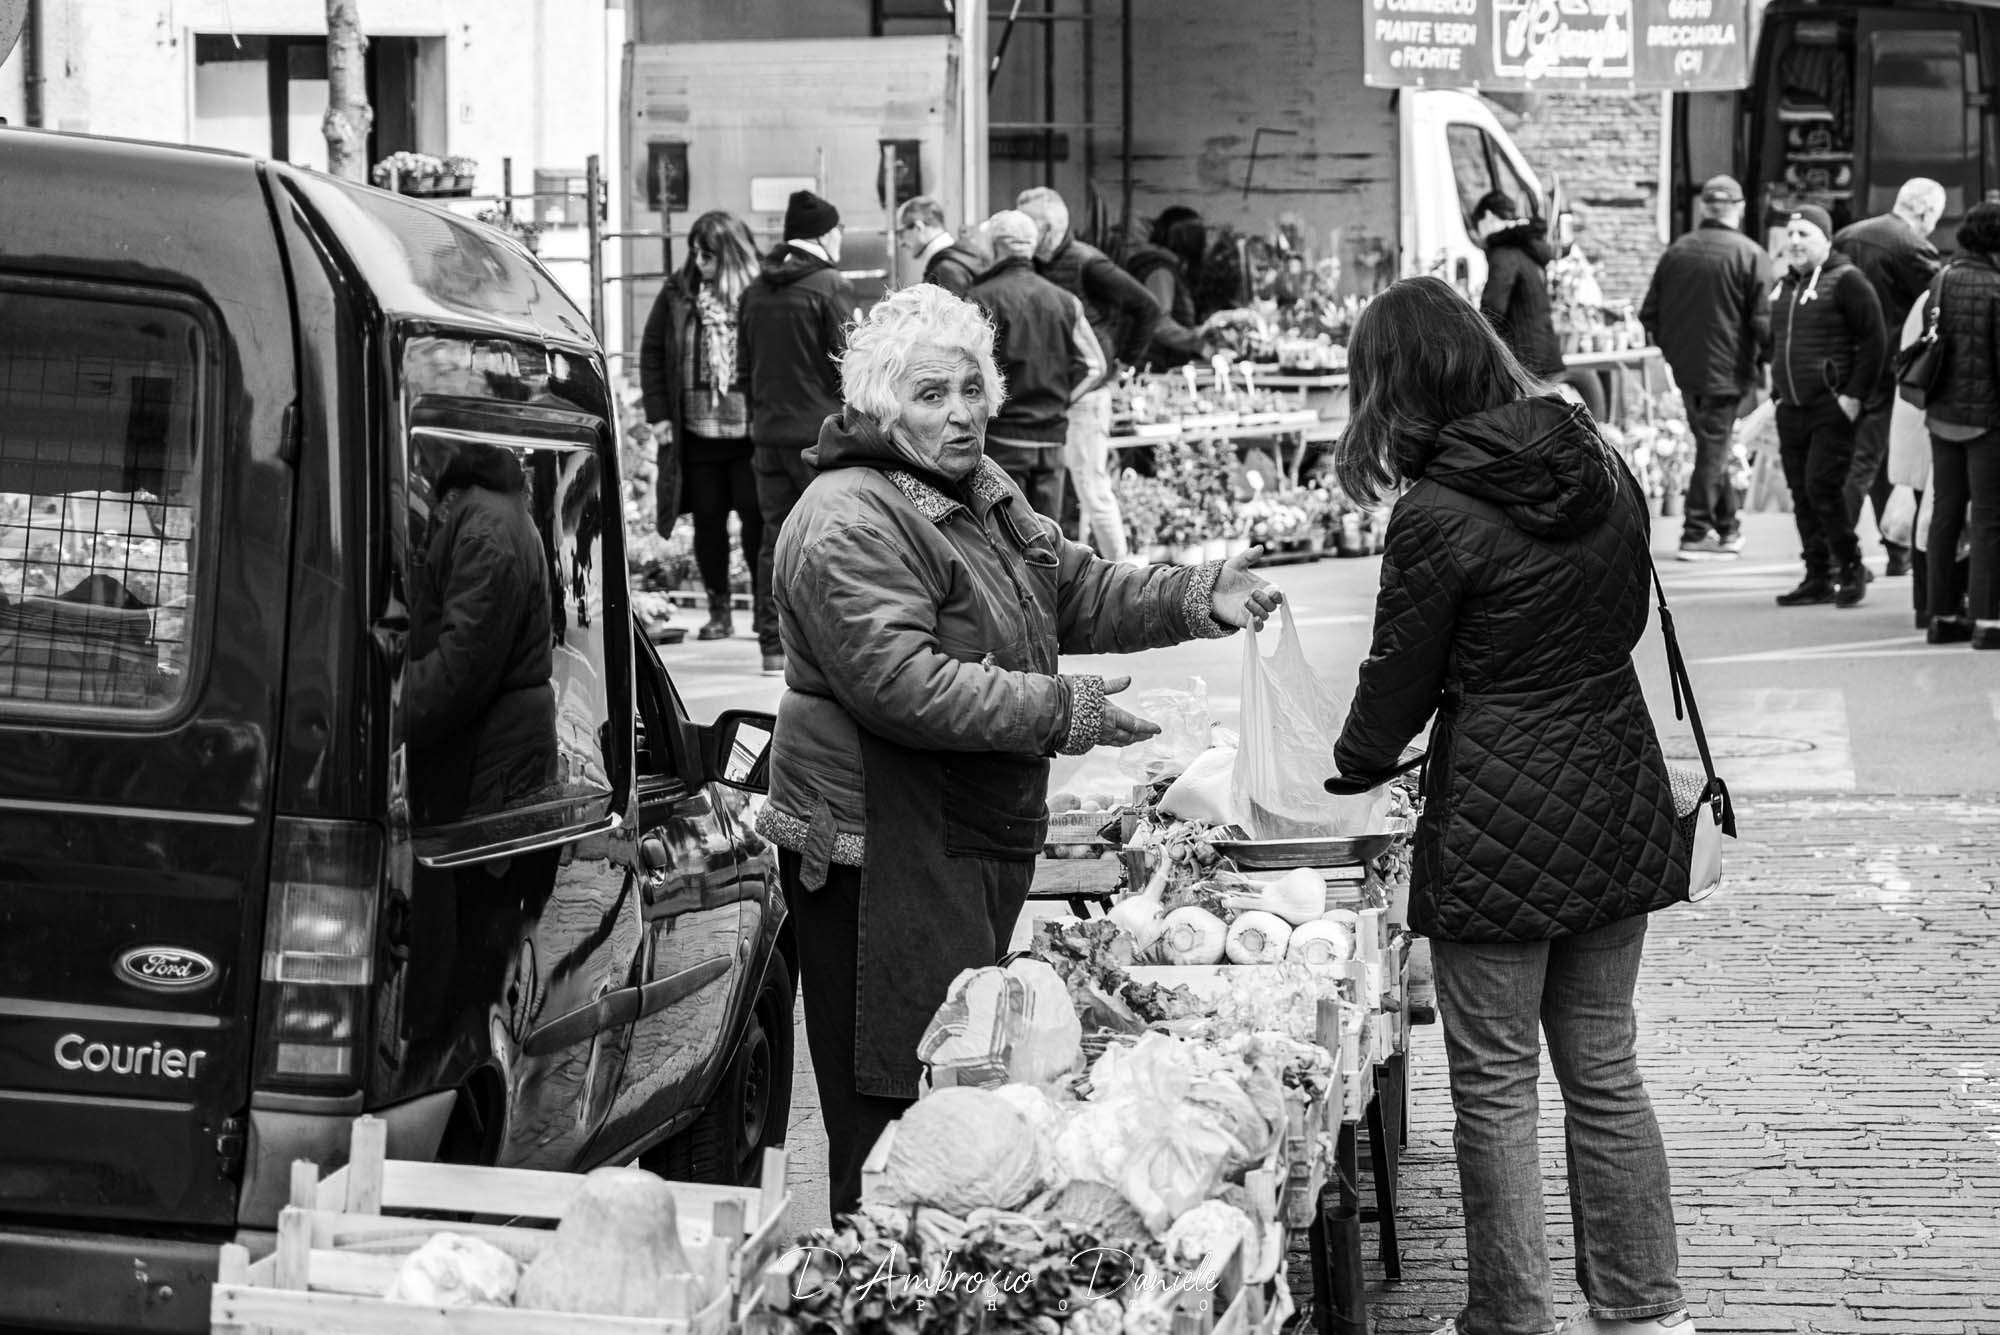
1335, 276, 1546, 505
679, 210, 759, 307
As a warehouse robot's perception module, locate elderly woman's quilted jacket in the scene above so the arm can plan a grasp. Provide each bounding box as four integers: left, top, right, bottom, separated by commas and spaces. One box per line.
1333, 396, 1688, 942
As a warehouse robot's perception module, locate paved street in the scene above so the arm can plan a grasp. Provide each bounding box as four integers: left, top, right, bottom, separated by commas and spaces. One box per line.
656, 507, 2000, 1330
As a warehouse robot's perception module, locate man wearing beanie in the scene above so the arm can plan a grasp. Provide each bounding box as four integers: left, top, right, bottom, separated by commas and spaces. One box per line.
968, 209, 1106, 522
738, 189, 857, 674
1768, 203, 1888, 608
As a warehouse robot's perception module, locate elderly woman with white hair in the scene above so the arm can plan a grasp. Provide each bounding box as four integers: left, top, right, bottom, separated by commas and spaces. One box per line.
759, 283, 1282, 1217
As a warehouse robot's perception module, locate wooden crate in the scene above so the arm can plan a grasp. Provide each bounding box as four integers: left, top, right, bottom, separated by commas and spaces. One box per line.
212, 1116, 792, 1335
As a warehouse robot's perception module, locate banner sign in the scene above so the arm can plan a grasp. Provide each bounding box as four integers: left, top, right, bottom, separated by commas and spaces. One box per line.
1365, 0, 1749, 93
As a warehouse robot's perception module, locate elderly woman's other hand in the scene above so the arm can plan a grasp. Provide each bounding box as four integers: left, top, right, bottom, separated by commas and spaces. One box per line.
1208, 546, 1285, 633
1097, 675, 1163, 747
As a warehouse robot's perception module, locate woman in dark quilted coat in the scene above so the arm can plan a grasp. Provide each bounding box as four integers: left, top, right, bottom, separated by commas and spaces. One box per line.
1329, 277, 1694, 1335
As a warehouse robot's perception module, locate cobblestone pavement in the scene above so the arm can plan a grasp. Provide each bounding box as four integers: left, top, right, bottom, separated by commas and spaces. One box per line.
1347, 794, 2000, 1335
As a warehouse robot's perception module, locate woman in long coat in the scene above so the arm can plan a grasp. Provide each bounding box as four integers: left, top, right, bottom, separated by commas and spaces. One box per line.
1329, 277, 1695, 1335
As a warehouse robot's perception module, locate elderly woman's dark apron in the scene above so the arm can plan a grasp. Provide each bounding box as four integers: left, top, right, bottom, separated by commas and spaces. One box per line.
790, 486, 1059, 1217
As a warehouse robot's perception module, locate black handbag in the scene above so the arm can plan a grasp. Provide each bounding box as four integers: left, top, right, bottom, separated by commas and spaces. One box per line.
1895, 268, 1950, 409
1644, 555, 1737, 901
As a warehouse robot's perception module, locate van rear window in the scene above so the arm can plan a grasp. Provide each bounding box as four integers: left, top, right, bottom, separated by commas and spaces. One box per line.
0, 288, 204, 713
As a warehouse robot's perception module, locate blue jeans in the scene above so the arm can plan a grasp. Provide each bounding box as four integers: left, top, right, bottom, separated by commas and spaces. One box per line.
1433, 915, 1685, 1335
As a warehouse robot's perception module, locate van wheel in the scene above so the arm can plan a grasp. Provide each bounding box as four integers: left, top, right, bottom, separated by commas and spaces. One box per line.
641, 953, 794, 1187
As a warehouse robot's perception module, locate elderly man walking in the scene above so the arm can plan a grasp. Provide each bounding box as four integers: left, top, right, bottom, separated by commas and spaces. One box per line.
969, 209, 1106, 522
1834, 178, 1946, 578
1017, 186, 1161, 561
1640, 175, 1773, 562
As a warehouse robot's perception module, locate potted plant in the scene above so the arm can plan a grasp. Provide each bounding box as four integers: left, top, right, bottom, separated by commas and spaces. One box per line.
371, 151, 444, 194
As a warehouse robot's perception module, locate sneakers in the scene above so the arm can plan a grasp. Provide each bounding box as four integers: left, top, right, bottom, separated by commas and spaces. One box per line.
761, 653, 786, 677
1560, 1311, 1697, 1334
1676, 533, 1739, 562
1776, 576, 1836, 606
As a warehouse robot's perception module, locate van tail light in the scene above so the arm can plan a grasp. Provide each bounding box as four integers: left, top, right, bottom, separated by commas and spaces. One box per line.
255, 817, 383, 1088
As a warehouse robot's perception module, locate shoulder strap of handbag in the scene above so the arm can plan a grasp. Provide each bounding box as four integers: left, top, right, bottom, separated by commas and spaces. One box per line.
1921, 265, 1949, 339
1643, 557, 1715, 784
1643, 557, 1736, 835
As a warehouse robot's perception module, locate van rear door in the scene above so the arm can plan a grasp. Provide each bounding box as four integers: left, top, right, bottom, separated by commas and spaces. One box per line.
0, 135, 296, 1230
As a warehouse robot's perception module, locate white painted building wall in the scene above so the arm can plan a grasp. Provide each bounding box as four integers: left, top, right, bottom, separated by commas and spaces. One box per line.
0, 0, 629, 356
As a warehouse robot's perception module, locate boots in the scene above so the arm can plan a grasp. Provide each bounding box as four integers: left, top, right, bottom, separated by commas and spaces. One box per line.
696, 588, 734, 641
1776, 574, 1836, 606
1833, 562, 1868, 608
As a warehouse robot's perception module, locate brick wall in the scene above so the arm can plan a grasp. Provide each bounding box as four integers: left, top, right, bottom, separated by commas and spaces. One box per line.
1488, 92, 1666, 310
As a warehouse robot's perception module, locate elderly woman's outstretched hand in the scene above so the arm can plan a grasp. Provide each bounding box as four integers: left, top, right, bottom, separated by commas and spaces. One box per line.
1099, 676, 1162, 747
1209, 546, 1285, 633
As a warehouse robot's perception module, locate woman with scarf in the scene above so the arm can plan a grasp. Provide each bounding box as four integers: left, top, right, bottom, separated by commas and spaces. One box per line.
640, 210, 762, 640
759, 284, 1284, 1219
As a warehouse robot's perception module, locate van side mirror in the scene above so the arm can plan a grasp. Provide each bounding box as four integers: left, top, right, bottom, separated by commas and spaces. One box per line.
702, 710, 776, 794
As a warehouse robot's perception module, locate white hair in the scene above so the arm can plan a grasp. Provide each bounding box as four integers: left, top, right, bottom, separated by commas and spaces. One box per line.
1016, 186, 1070, 237
840, 284, 1006, 431
1895, 178, 1947, 223
983, 209, 1039, 254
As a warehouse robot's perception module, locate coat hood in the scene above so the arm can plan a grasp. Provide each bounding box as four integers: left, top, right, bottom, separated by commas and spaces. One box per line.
1777, 247, 1856, 290
436, 439, 528, 497
759, 242, 835, 286
1486, 217, 1556, 266
1425, 396, 1619, 539
805, 409, 902, 471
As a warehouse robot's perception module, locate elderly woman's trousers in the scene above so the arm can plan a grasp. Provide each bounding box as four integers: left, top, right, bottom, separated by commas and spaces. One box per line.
1431, 915, 1685, 1335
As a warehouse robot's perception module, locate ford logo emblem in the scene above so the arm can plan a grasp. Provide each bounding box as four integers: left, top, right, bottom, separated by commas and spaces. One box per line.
116, 947, 218, 992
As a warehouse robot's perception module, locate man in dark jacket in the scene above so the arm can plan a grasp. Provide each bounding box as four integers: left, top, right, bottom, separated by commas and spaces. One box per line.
1018, 185, 1162, 560
970, 209, 1104, 523
1474, 191, 1566, 380
1640, 175, 1774, 562
895, 195, 984, 296
738, 189, 857, 674
1834, 177, 1945, 576
1768, 204, 1889, 608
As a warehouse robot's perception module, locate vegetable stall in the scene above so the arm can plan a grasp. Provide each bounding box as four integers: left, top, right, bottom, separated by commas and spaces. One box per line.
746, 736, 1425, 1335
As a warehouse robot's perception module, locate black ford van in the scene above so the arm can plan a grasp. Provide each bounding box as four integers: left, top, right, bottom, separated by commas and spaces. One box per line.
0, 128, 794, 1332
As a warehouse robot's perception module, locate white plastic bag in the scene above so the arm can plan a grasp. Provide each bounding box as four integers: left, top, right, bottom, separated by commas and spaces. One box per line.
1880, 485, 1918, 548
1158, 746, 1245, 826
1231, 604, 1389, 839
917, 959, 1082, 1088
1116, 678, 1211, 782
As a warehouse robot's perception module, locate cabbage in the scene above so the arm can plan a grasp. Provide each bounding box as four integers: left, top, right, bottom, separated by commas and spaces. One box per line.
1163, 1200, 1258, 1282
880, 1088, 1049, 1213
